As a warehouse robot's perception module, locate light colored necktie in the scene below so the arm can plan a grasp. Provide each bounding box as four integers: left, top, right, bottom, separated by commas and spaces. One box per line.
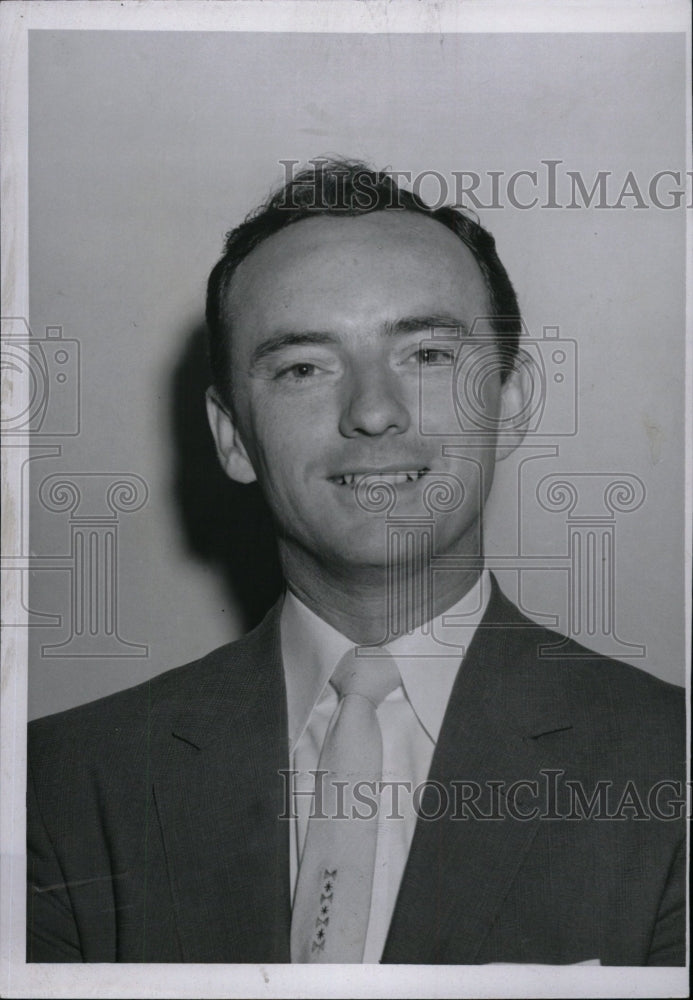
290, 646, 400, 963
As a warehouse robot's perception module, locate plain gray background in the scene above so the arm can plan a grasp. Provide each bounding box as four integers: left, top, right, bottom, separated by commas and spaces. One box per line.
27, 30, 686, 718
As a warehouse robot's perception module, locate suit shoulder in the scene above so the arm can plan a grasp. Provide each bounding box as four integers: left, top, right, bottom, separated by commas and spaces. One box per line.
539, 628, 683, 714
530, 641, 683, 762
493, 586, 685, 740
500, 587, 680, 678
28, 603, 280, 759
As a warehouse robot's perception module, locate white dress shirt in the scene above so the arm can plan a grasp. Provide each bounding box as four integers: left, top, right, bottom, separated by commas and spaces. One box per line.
281, 569, 491, 963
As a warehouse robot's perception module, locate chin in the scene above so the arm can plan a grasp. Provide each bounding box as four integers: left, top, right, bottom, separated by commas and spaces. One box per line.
329, 541, 392, 572
328, 525, 440, 573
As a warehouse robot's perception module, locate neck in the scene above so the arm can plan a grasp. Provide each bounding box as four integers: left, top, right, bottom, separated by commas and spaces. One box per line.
279, 541, 485, 646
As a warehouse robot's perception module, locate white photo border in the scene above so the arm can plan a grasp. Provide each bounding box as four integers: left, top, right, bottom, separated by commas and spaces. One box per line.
1, 2, 690, 998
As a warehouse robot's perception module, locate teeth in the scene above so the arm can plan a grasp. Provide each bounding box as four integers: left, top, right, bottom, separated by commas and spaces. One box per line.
336, 470, 427, 488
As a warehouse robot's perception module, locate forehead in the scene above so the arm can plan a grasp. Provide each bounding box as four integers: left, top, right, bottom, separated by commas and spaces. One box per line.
226, 211, 489, 337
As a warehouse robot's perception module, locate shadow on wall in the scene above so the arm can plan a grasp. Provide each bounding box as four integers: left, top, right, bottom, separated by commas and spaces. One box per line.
170, 321, 283, 632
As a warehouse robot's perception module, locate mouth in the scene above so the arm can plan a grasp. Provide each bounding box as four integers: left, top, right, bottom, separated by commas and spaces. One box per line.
330, 468, 429, 489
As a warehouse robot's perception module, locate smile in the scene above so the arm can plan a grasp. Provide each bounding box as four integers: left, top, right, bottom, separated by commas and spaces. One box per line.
331, 469, 429, 488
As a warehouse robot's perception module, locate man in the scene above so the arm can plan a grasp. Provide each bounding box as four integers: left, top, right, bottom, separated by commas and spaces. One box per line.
27, 159, 685, 965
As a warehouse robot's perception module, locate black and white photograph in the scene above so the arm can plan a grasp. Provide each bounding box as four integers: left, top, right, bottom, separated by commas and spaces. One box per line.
1, 1, 690, 997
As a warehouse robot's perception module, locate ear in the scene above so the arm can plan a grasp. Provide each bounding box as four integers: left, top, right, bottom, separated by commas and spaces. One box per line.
205, 387, 257, 484
495, 348, 532, 461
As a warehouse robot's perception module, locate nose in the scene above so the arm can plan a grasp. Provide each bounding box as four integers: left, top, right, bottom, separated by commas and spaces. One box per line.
338, 362, 410, 438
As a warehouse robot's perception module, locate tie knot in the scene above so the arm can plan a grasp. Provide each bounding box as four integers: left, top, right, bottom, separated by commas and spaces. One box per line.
331, 646, 400, 707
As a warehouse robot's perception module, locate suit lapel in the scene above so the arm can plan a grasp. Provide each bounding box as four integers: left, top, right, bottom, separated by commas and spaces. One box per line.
382, 579, 575, 964
152, 602, 292, 963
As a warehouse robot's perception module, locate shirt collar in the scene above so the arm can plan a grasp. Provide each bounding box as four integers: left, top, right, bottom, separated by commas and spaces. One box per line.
280, 570, 491, 751
386, 569, 491, 741
281, 591, 353, 753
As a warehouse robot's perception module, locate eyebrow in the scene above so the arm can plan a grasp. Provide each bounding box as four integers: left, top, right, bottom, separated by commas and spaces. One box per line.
384, 314, 471, 337
250, 332, 336, 369
249, 314, 471, 369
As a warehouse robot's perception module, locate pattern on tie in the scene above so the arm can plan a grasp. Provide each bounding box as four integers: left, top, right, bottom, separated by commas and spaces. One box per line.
290, 647, 400, 963
310, 868, 337, 954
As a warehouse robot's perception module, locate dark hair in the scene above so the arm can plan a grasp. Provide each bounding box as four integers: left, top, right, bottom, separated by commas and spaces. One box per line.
206, 157, 521, 406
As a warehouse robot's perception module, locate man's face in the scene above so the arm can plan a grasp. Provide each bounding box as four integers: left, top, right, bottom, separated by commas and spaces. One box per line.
208, 211, 523, 571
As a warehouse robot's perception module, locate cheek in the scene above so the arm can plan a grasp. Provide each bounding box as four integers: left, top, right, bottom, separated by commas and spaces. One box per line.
244, 404, 321, 492
452, 350, 503, 429
251, 386, 336, 444
445, 453, 492, 499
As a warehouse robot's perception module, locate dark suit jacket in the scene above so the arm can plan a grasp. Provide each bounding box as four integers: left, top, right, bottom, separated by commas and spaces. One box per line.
27, 579, 686, 964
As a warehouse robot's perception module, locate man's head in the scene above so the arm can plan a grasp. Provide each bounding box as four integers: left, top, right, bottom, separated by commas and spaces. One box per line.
206, 158, 522, 411
205, 158, 529, 578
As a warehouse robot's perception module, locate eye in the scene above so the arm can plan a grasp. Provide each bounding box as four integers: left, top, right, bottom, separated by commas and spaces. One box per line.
276, 362, 319, 380
417, 347, 455, 366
